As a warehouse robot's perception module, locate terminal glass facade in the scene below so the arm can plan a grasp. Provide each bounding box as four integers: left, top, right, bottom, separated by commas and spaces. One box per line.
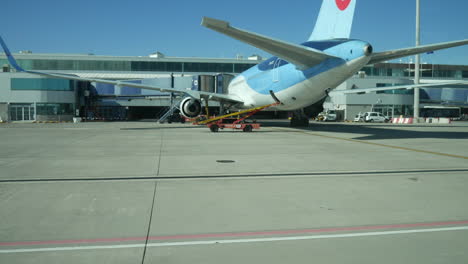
2, 58, 467, 77
0, 59, 257, 74
9, 103, 35, 121
373, 105, 414, 117
361, 65, 463, 79
184, 62, 233, 73
36, 103, 74, 115
11, 78, 74, 91
234, 63, 255, 73
8, 103, 74, 121
131, 61, 182, 72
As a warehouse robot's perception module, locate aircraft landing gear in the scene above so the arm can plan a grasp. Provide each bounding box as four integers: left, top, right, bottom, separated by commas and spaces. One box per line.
290, 109, 309, 127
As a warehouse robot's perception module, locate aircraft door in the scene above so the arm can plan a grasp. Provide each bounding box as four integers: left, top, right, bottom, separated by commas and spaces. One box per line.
272, 58, 281, 83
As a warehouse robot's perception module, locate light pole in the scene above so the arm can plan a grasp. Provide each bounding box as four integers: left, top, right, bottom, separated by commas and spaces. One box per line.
414, 0, 421, 120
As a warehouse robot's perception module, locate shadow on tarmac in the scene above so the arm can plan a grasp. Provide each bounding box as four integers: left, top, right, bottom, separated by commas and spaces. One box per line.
261, 120, 468, 141
122, 124, 277, 133
123, 120, 468, 139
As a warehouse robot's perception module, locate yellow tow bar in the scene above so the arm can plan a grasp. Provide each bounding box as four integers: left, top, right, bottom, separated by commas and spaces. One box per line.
196, 102, 278, 125
196, 90, 282, 125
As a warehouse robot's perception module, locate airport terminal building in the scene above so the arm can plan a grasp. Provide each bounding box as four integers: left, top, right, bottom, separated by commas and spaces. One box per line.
325, 63, 468, 120
1, 52, 468, 122
0, 52, 258, 121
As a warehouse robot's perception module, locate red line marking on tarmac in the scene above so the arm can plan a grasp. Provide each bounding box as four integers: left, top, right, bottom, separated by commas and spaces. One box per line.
2, 220, 468, 247
0, 237, 145, 247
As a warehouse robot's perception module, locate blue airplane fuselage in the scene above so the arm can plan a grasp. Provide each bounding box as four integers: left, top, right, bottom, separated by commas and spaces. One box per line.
229, 39, 372, 110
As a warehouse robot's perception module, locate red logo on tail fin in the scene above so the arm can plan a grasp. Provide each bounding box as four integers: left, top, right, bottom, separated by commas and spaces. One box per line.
335, 0, 351, 11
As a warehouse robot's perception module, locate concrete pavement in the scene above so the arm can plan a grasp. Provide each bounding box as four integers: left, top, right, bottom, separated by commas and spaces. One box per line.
1, 121, 467, 263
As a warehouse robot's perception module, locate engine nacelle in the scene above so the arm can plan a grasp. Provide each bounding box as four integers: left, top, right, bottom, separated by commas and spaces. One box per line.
179, 97, 202, 118
363, 44, 373, 56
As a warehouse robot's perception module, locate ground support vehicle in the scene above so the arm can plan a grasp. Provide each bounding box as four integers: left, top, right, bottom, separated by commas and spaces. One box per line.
317, 110, 337, 121
198, 102, 280, 132
364, 112, 390, 123
207, 118, 260, 132
354, 113, 365, 122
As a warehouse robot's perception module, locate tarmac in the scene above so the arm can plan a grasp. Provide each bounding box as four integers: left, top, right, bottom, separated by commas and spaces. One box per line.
1, 120, 468, 263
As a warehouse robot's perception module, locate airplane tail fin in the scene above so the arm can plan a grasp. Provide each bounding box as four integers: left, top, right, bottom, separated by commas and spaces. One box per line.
308, 0, 357, 41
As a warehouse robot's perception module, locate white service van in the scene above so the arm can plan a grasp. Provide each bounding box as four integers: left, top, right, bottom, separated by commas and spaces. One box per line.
363, 112, 390, 123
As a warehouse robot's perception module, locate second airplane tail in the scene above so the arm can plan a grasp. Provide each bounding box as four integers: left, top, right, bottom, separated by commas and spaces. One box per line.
308, 0, 357, 41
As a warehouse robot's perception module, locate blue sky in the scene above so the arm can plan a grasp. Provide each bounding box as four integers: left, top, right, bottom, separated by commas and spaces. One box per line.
3, 0, 468, 65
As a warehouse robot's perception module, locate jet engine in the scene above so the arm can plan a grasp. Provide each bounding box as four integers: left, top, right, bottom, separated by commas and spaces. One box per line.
179, 97, 202, 118
363, 44, 373, 56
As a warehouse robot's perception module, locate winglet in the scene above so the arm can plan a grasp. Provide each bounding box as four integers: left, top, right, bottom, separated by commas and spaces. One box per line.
0, 36, 25, 72
201, 17, 230, 30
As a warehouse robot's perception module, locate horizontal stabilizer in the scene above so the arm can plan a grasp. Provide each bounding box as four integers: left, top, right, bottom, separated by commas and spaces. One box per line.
369, 39, 468, 65
202, 17, 340, 69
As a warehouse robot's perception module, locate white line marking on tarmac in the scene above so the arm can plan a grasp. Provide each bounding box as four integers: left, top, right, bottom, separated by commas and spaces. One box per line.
1, 226, 468, 253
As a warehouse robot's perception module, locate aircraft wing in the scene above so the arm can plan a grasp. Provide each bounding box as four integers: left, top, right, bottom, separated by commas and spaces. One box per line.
201, 17, 341, 70
329, 81, 468, 95
0, 36, 244, 104
368, 39, 468, 65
